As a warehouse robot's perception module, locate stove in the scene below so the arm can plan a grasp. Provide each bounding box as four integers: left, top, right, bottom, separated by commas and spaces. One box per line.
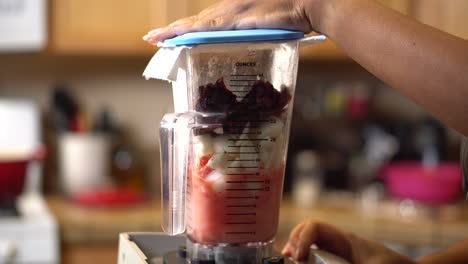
0, 194, 59, 264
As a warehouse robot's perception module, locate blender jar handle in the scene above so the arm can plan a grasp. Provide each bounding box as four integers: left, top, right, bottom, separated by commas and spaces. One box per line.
160, 112, 193, 235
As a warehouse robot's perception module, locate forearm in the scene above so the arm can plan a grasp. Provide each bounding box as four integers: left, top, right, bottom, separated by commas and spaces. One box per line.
309, 0, 468, 135
416, 240, 468, 264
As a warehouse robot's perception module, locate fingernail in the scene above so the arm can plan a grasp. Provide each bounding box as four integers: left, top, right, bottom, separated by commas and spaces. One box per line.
142, 35, 149, 41
281, 247, 288, 255
147, 31, 160, 38
146, 33, 160, 42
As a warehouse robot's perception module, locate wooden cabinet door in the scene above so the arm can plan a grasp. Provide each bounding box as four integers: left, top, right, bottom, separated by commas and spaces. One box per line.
186, 0, 219, 15
413, 0, 468, 40
50, 0, 188, 55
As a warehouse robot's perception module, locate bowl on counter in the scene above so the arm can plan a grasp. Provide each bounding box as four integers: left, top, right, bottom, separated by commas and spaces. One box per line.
382, 161, 462, 205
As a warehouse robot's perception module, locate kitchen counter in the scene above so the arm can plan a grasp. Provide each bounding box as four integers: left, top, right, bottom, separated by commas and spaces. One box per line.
47, 194, 468, 263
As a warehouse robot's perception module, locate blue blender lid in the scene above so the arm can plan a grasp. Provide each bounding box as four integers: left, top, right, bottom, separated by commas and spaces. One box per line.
162, 29, 305, 46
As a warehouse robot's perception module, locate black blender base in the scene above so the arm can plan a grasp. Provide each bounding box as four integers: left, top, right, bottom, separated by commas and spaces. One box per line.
162, 249, 293, 264
117, 233, 349, 264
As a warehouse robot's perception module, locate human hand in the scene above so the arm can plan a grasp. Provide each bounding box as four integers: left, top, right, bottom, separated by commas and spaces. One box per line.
282, 219, 416, 264
143, 0, 325, 45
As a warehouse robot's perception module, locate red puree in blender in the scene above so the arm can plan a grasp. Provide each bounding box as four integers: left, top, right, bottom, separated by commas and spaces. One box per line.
186, 78, 291, 243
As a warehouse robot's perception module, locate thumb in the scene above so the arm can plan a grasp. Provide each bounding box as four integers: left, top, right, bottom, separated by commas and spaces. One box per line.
284, 220, 354, 262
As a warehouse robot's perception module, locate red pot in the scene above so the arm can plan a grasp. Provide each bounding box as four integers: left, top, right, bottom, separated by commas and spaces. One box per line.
0, 147, 46, 204
0, 159, 28, 204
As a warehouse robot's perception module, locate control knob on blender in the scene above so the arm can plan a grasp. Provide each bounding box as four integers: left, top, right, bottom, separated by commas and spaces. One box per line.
178, 246, 187, 259
263, 256, 285, 264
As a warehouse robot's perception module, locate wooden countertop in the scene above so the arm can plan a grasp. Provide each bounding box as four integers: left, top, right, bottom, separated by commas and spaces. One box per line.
47, 194, 468, 249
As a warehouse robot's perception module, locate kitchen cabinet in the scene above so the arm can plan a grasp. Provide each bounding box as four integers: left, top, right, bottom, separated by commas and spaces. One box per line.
50, 0, 229, 55
50, 0, 189, 55
413, 0, 468, 40
186, 0, 219, 14
50, 0, 468, 58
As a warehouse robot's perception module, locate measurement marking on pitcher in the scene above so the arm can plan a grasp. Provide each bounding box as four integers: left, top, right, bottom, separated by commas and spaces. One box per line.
225, 196, 259, 199
226, 188, 263, 191
228, 145, 259, 148
228, 138, 268, 141
227, 132, 259, 135
227, 152, 259, 154
225, 232, 256, 235
226, 125, 259, 128
227, 166, 258, 169
230, 74, 261, 77
226, 180, 264, 183
226, 222, 256, 225
229, 120, 273, 123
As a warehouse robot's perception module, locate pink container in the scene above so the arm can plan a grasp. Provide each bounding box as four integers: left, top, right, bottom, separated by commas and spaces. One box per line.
382, 161, 462, 205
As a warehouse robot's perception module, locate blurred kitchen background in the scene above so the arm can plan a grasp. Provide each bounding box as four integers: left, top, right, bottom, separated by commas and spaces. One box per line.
1, 0, 467, 263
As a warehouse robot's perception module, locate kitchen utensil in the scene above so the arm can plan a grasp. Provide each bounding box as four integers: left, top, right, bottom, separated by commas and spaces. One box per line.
51, 85, 78, 132
59, 133, 112, 195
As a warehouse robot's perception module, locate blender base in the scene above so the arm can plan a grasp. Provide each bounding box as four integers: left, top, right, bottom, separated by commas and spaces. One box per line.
118, 233, 349, 264
186, 237, 274, 264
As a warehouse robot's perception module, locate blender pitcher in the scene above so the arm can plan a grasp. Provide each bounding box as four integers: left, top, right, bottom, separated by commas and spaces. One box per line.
149, 30, 326, 263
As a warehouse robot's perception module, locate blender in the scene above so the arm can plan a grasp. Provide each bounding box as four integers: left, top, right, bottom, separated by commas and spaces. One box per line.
118, 30, 349, 264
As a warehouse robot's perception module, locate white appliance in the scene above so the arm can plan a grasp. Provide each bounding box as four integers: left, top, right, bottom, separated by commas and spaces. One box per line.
0, 0, 47, 52
0, 99, 59, 264
0, 195, 59, 264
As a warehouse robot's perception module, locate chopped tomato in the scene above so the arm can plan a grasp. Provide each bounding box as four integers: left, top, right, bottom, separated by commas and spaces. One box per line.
199, 154, 213, 167
196, 154, 214, 178
197, 166, 213, 179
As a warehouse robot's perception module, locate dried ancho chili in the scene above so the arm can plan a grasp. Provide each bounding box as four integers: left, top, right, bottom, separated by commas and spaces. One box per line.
196, 78, 237, 113
195, 77, 291, 135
